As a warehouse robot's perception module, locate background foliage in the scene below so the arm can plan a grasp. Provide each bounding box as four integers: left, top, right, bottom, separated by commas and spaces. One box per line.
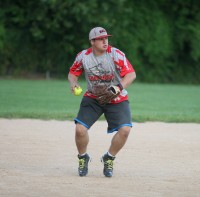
0, 0, 200, 83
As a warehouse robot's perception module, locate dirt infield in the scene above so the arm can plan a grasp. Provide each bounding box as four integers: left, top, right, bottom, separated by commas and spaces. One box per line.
0, 119, 200, 197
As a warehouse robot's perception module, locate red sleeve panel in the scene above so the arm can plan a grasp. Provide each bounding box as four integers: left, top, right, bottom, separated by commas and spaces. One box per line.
112, 48, 135, 77
69, 51, 84, 77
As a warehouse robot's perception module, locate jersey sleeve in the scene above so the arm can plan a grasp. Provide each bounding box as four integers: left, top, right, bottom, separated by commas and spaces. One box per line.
69, 51, 84, 76
112, 48, 135, 77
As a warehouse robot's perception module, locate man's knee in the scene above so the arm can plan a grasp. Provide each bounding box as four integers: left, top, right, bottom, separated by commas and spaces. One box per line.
118, 126, 131, 138
76, 123, 88, 137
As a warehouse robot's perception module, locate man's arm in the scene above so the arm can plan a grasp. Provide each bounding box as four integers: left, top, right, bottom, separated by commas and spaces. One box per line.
68, 73, 80, 93
120, 72, 136, 89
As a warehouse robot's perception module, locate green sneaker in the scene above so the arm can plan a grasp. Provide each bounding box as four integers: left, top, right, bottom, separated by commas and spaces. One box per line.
101, 154, 115, 177
78, 154, 91, 177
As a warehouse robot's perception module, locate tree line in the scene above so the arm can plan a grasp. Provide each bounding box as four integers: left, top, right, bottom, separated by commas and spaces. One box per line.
0, 0, 199, 83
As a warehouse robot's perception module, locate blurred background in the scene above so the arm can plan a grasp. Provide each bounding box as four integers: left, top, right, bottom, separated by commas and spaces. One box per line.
0, 0, 200, 84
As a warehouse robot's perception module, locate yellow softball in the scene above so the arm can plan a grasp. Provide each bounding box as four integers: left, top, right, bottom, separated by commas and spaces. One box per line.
74, 87, 83, 96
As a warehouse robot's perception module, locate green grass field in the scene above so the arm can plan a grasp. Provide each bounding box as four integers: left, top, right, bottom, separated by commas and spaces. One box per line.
0, 79, 199, 122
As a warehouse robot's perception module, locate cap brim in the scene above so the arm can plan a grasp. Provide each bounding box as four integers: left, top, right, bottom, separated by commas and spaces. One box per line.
94, 34, 112, 39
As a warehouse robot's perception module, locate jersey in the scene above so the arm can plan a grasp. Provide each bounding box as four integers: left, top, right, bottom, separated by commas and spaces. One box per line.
69, 45, 135, 104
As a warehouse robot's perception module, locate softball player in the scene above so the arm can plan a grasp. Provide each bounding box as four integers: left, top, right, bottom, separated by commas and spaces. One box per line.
68, 27, 136, 177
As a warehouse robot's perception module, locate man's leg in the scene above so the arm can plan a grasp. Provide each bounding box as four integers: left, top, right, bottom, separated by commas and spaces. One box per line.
75, 123, 90, 176
108, 126, 131, 156
75, 123, 89, 155
102, 126, 131, 177
74, 97, 103, 176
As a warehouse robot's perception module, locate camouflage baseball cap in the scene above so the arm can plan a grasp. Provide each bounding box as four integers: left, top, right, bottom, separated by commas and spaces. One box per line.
89, 27, 112, 40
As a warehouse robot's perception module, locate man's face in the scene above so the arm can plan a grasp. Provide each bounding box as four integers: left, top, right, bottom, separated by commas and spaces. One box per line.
91, 37, 108, 52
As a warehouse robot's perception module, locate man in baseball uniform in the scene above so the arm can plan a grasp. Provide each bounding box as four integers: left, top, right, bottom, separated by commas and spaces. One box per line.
68, 27, 136, 177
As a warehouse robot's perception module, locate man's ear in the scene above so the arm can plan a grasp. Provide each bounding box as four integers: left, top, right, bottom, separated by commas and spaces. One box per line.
90, 39, 95, 46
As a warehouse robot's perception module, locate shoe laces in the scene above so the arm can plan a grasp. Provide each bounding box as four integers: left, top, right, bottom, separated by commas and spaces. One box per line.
79, 158, 86, 169
104, 159, 113, 170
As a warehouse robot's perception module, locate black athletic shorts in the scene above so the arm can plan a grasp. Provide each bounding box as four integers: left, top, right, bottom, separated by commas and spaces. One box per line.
74, 96, 133, 133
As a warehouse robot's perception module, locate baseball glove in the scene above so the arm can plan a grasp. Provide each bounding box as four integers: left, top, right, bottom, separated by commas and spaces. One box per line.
92, 85, 121, 105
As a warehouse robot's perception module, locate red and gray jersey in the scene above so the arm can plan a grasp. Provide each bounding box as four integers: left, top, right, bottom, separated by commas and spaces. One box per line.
69, 45, 135, 104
